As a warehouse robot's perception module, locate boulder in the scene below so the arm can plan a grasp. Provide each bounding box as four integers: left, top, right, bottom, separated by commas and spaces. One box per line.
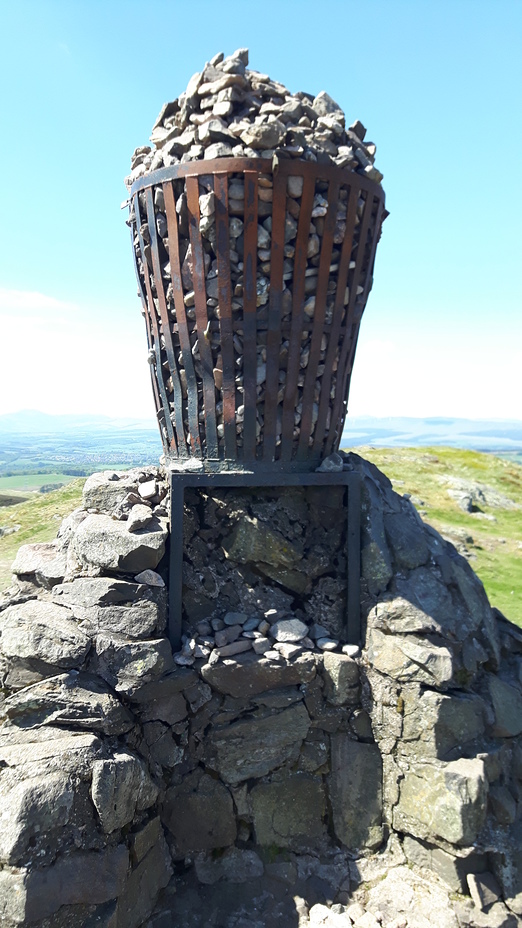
401, 688, 486, 759
205, 702, 310, 784
250, 772, 326, 849
2, 671, 134, 736
393, 758, 488, 845
201, 650, 316, 698
322, 652, 360, 705
10, 542, 67, 588
329, 736, 383, 850
91, 750, 158, 833
0, 600, 90, 684
487, 675, 522, 737
162, 770, 236, 857
93, 633, 173, 696
194, 848, 264, 885
69, 513, 167, 573
383, 508, 430, 570
116, 833, 172, 928
0, 770, 74, 865
82, 470, 140, 511
367, 627, 453, 687
53, 577, 166, 638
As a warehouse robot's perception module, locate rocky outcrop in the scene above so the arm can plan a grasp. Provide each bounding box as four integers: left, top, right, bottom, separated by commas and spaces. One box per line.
1, 457, 521, 927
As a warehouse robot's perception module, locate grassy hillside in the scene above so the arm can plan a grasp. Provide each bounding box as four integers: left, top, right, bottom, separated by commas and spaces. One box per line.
0, 480, 85, 591
352, 447, 522, 628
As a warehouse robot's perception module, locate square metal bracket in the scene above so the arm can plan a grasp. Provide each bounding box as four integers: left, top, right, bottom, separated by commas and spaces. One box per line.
169, 470, 361, 652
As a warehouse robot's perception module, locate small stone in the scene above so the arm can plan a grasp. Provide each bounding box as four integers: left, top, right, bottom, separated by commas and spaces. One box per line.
467, 872, 502, 911
138, 480, 157, 500
213, 640, 252, 658
316, 637, 339, 651
271, 618, 309, 642
342, 644, 360, 658
127, 504, 154, 532
243, 616, 260, 631
223, 611, 248, 626
316, 452, 344, 473
134, 569, 165, 587
287, 175, 304, 197
309, 623, 330, 640
253, 637, 272, 655
273, 642, 303, 660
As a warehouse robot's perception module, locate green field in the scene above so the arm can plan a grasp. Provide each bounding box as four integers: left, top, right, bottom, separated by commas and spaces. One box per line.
0, 480, 85, 591
349, 447, 522, 628
0, 473, 78, 492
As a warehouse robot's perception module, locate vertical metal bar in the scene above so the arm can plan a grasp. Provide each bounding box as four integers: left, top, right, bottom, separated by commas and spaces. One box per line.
163, 180, 202, 457
313, 181, 359, 456
263, 168, 286, 461
133, 192, 176, 452
146, 187, 187, 457
242, 170, 259, 461
297, 179, 340, 459
214, 172, 236, 460
280, 168, 315, 460
129, 210, 163, 438
325, 188, 375, 457
169, 475, 184, 651
346, 474, 361, 644
185, 175, 219, 458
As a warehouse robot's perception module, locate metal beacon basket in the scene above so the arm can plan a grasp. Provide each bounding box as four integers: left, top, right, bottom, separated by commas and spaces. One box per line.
129, 157, 385, 475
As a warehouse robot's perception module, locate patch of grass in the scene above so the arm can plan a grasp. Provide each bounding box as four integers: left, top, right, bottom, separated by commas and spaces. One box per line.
0, 473, 79, 492
0, 480, 85, 591
347, 446, 522, 627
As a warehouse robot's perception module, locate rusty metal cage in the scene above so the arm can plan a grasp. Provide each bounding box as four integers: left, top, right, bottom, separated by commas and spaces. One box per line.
129, 157, 385, 474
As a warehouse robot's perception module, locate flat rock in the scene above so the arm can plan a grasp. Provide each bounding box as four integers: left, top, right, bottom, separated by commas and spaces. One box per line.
82, 471, 140, 511
366, 627, 453, 687
70, 513, 167, 573
0, 769, 74, 865
0, 600, 90, 672
3, 671, 134, 736
250, 772, 325, 849
53, 577, 166, 638
201, 650, 316, 697
271, 618, 309, 642
127, 504, 154, 532
206, 702, 310, 784
393, 758, 487, 846
10, 542, 67, 588
91, 750, 158, 833
94, 633, 173, 696
322, 652, 360, 705
163, 770, 236, 857
329, 736, 383, 850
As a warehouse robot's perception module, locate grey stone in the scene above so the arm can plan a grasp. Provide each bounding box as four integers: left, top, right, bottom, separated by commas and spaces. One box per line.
129, 816, 163, 864
402, 835, 488, 893
194, 847, 264, 884
488, 674, 522, 737
329, 736, 383, 850
384, 509, 430, 569
223, 611, 248, 625
53, 577, 166, 639
0, 845, 128, 924
366, 627, 453, 687
250, 772, 325, 849
271, 618, 309, 642
401, 688, 485, 759
91, 751, 158, 833
134, 569, 165, 587
322, 652, 359, 705
162, 770, 236, 857
3, 671, 134, 735
450, 558, 500, 664
70, 513, 167, 573
201, 650, 316, 697
138, 479, 158, 500
0, 600, 90, 675
393, 758, 487, 845
312, 91, 344, 118
10, 542, 67, 588
368, 596, 442, 635
489, 784, 517, 824
316, 638, 339, 651
213, 639, 252, 658
206, 702, 310, 784
82, 470, 139, 511
0, 770, 73, 864
0, 728, 102, 774
116, 833, 172, 928
240, 120, 285, 149
143, 721, 184, 768
94, 634, 173, 696
364, 865, 460, 928
127, 503, 154, 532
223, 515, 302, 569
467, 872, 502, 911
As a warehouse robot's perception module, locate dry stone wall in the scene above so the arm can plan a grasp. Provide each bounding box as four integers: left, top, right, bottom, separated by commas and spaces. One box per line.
0, 457, 521, 927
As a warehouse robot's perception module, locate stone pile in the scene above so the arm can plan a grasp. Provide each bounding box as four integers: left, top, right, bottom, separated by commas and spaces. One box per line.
127, 50, 385, 457
1, 458, 522, 926
126, 48, 383, 185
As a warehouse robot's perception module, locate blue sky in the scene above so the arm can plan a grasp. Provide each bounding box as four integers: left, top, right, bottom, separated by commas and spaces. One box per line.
0, 0, 520, 420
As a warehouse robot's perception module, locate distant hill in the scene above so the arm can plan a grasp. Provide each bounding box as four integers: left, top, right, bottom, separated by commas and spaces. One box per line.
1, 411, 522, 454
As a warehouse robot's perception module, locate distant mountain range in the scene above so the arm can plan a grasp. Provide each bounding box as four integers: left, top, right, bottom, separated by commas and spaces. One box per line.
1, 411, 522, 452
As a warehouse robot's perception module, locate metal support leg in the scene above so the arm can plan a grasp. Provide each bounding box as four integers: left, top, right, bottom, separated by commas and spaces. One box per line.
169, 478, 184, 651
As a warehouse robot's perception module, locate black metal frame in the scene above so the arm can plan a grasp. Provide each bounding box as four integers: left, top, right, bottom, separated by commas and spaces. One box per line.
169, 470, 361, 652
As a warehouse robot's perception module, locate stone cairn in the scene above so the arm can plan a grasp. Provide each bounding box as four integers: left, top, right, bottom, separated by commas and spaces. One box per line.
126, 48, 385, 456
1, 457, 522, 927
